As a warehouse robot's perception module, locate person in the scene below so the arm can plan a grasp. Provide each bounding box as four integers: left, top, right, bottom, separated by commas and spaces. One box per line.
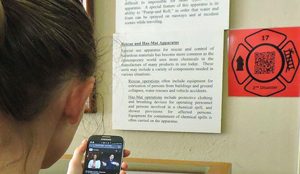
105, 154, 120, 170
87, 154, 101, 169
0, 0, 129, 174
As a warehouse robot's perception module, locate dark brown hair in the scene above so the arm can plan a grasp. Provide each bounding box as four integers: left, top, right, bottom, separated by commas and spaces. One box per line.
0, 0, 96, 121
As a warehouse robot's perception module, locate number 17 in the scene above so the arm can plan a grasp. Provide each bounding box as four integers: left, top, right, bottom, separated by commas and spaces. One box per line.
262, 35, 269, 41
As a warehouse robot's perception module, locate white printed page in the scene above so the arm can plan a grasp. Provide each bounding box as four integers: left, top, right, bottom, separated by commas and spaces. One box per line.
116, 0, 230, 33
112, 30, 223, 133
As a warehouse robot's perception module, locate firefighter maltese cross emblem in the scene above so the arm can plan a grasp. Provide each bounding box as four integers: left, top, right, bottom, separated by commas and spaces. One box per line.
231, 29, 300, 96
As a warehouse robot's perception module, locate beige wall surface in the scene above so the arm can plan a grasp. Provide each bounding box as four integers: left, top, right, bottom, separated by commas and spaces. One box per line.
46, 0, 300, 174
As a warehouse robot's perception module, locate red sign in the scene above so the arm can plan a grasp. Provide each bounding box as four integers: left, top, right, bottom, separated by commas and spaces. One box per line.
229, 27, 300, 96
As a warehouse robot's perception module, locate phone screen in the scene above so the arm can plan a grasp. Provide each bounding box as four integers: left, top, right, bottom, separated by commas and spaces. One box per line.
83, 138, 123, 174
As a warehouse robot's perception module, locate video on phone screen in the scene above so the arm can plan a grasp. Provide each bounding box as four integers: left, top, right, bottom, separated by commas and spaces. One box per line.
84, 141, 123, 174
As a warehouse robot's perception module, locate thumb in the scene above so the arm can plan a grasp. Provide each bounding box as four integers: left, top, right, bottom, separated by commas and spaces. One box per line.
67, 139, 87, 174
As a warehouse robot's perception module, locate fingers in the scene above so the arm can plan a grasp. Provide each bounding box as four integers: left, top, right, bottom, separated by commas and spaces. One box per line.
67, 139, 87, 174
74, 139, 87, 157
123, 149, 130, 157
121, 149, 130, 173
121, 162, 128, 170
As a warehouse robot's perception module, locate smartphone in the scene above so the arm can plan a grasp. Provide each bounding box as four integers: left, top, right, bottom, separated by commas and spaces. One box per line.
83, 135, 124, 174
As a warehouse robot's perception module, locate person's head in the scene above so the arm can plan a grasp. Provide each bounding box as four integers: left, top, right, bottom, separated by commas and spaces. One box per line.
93, 154, 97, 160
0, 0, 95, 169
109, 154, 114, 161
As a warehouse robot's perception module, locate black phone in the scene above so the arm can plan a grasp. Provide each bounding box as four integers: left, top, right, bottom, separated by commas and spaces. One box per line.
83, 135, 124, 174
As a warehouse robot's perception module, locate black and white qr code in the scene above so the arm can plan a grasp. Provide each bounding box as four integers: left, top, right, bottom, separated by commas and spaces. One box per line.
254, 51, 275, 74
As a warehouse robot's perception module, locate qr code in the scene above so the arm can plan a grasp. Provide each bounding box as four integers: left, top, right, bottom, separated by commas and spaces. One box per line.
254, 51, 275, 74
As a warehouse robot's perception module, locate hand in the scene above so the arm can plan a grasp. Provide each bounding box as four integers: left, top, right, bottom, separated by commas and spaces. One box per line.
67, 139, 131, 174
102, 161, 107, 166
67, 139, 87, 174
111, 161, 119, 166
120, 149, 130, 174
